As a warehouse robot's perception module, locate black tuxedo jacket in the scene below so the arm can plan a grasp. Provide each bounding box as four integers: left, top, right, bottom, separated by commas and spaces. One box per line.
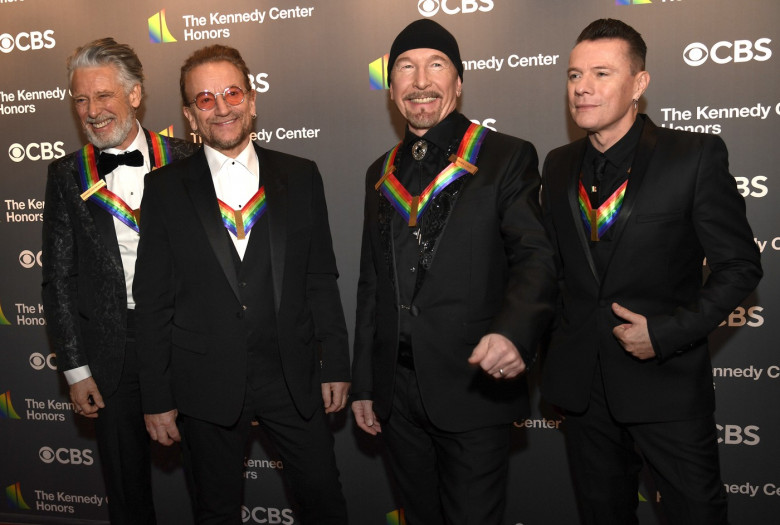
541, 115, 762, 422
353, 113, 557, 433
41, 130, 197, 397
133, 143, 350, 427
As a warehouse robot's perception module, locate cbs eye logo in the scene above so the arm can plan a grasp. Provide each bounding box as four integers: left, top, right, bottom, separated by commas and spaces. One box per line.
418, 0, 494, 17
9, 142, 66, 162
683, 38, 772, 67
419, 0, 440, 16
19, 250, 42, 269
30, 352, 57, 371
39, 446, 94, 465
0, 31, 56, 54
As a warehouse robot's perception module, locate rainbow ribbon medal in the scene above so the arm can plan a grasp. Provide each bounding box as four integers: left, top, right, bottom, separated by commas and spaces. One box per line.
78, 130, 172, 233
578, 179, 628, 241
375, 123, 488, 227
218, 187, 267, 240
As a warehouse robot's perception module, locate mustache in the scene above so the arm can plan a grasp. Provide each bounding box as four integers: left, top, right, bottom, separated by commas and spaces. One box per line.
404, 91, 441, 101
86, 115, 112, 124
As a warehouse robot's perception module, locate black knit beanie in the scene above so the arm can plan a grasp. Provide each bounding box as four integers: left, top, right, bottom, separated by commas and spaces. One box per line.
387, 19, 463, 84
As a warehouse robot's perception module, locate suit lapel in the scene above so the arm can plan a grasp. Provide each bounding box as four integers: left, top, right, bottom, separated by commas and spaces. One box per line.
183, 150, 242, 302
84, 195, 122, 268
256, 144, 285, 313
564, 140, 600, 283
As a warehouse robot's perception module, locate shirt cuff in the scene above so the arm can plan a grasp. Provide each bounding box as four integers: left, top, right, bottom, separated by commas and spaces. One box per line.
63, 365, 92, 385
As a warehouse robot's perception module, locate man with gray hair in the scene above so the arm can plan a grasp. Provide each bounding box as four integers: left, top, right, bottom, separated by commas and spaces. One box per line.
42, 37, 197, 524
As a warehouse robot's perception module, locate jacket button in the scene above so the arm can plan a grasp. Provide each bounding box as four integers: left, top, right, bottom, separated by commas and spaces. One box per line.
410, 305, 420, 317
239, 281, 247, 288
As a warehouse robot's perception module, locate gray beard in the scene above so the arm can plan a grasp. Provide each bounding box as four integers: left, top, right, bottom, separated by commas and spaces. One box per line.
85, 115, 135, 150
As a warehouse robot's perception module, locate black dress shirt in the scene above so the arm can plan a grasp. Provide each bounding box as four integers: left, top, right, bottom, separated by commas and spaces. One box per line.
581, 116, 645, 273
391, 112, 471, 352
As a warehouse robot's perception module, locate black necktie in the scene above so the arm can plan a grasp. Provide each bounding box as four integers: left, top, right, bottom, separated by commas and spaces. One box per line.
590, 155, 608, 207
97, 150, 144, 176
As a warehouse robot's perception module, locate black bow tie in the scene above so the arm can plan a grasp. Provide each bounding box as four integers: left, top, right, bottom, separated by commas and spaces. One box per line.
97, 149, 144, 176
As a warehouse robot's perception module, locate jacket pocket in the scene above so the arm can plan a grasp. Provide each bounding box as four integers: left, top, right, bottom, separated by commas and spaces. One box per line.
635, 211, 684, 223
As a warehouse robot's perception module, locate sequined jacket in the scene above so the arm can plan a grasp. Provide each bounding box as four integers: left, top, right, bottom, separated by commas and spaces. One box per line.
41, 130, 198, 398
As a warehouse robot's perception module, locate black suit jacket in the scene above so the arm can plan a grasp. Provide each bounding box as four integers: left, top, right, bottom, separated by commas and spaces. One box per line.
353, 113, 557, 433
41, 130, 197, 397
133, 143, 350, 427
541, 115, 762, 422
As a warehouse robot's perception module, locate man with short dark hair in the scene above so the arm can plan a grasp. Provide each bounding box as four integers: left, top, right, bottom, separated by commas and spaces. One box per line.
541, 18, 762, 525
352, 19, 557, 525
42, 37, 197, 524
134, 44, 350, 524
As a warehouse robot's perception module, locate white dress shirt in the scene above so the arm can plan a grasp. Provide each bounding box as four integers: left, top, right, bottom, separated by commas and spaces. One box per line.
204, 141, 261, 260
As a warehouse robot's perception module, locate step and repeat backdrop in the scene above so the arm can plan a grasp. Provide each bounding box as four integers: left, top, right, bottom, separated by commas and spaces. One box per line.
1, 0, 778, 523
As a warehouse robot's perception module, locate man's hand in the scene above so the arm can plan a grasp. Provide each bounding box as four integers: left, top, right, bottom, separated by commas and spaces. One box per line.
144, 410, 181, 446
69, 377, 105, 419
612, 302, 656, 360
322, 382, 350, 414
352, 400, 381, 435
468, 333, 526, 379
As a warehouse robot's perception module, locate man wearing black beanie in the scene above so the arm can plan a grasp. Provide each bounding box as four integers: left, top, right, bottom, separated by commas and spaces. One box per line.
352, 18, 557, 525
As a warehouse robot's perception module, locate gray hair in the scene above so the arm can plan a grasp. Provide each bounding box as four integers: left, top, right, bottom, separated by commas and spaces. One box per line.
67, 37, 145, 96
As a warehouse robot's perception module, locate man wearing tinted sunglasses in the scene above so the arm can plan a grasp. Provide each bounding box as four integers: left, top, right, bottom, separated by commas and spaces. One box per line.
133, 45, 350, 524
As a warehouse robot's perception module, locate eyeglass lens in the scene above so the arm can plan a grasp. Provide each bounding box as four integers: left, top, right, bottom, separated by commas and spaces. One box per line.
194, 87, 244, 110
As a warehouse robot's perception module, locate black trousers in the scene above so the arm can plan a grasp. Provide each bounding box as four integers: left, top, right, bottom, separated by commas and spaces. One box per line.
178, 375, 347, 525
94, 325, 157, 525
564, 362, 728, 525
382, 365, 511, 525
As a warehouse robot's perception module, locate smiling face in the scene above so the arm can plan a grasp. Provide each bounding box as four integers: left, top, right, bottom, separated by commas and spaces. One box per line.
567, 38, 649, 151
183, 60, 256, 158
389, 48, 462, 137
71, 65, 141, 150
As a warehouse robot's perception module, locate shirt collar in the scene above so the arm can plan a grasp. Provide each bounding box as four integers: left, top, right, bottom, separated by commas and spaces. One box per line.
402, 110, 465, 155
588, 114, 645, 169
204, 140, 259, 177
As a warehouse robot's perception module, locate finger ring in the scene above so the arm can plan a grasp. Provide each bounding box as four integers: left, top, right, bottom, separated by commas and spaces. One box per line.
74, 407, 81, 413
499, 368, 504, 376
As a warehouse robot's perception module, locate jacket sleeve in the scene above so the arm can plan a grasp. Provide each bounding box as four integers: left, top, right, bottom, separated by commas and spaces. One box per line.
133, 173, 177, 414
305, 164, 351, 383
41, 162, 86, 373
350, 161, 382, 399
647, 135, 762, 360
487, 139, 558, 367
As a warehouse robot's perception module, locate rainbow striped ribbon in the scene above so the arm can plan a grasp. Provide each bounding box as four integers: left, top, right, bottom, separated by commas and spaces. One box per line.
78, 130, 172, 233
217, 186, 267, 240
578, 179, 628, 241
375, 123, 488, 227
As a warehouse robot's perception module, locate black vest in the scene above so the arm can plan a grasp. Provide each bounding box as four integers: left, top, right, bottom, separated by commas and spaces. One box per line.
228, 217, 283, 389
